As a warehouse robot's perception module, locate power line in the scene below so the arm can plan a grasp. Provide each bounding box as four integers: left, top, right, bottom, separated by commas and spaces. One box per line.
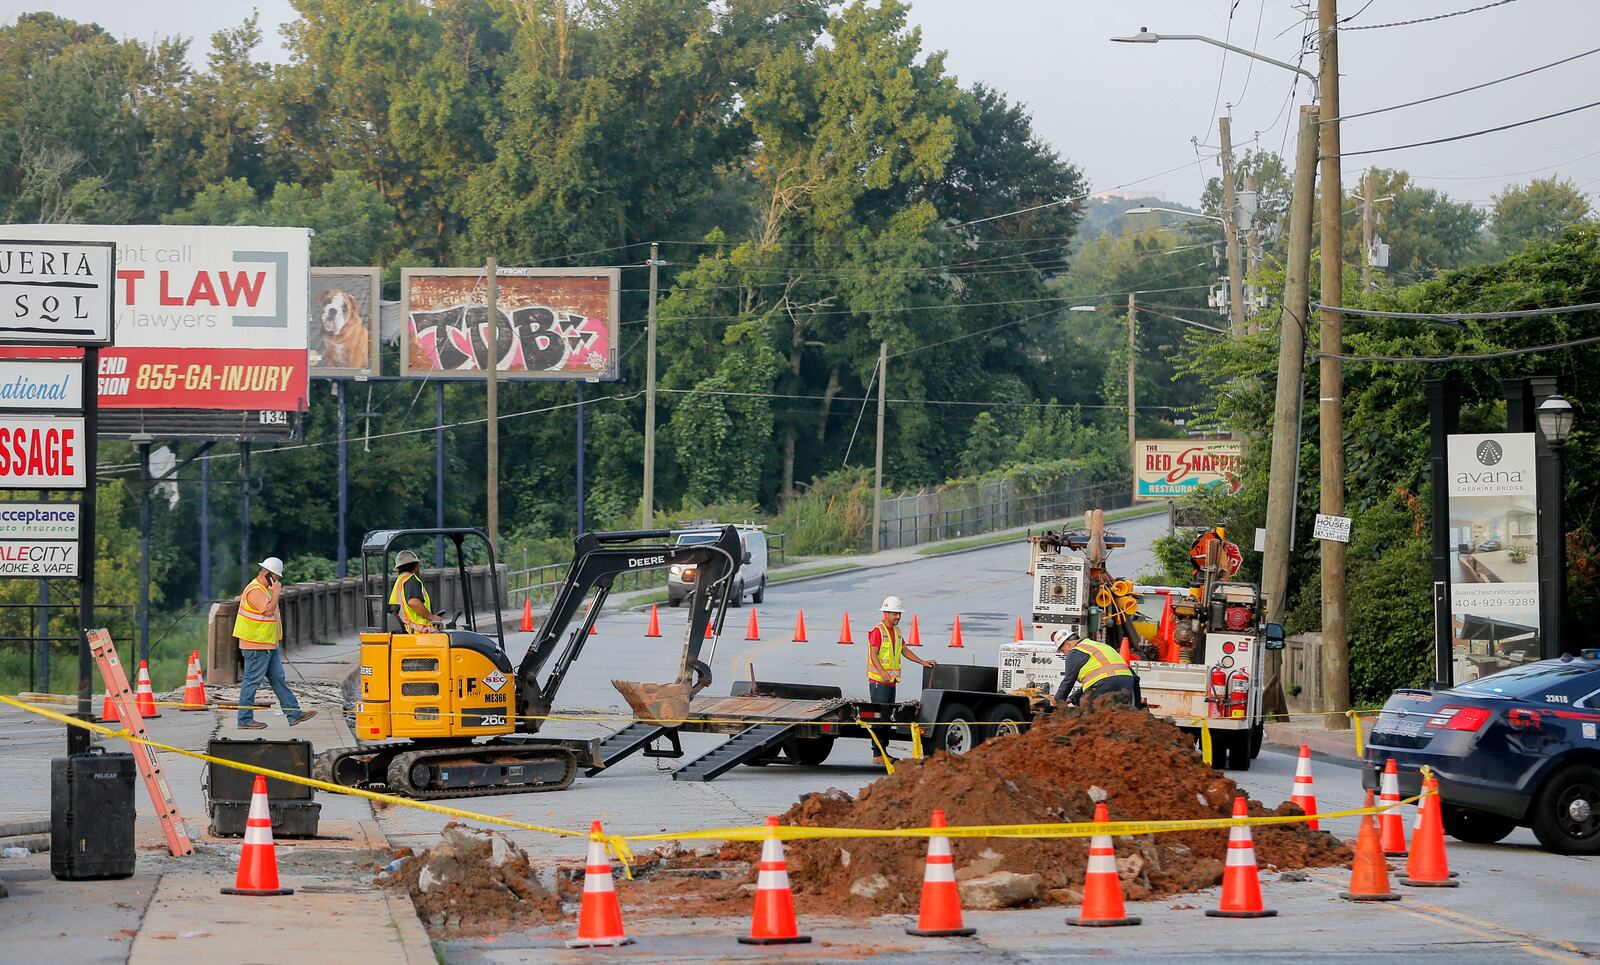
1337, 0, 1520, 31
1327, 333, 1600, 363
658, 387, 1178, 411
951, 156, 1218, 228
1331, 45, 1600, 123
1310, 300, 1600, 320
1336, 99, 1600, 158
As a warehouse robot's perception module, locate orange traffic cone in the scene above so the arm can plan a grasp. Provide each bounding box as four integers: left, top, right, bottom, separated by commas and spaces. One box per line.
134, 660, 160, 718
645, 604, 662, 638
745, 609, 761, 641
1379, 759, 1408, 856
1154, 591, 1178, 662
99, 689, 118, 723
906, 809, 975, 937
1290, 744, 1319, 830
837, 612, 854, 645
1206, 795, 1276, 918
1068, 801, 1141, 927
948, 615, 965, 649
1013, 618, 1025, 642
519, 597, 534, 632
908, 614, 922, 647
222, 775, 294, 896
1400, 773, 1458, 888
792, 610, 808, 643
181, 651, 208, 711
738, 816, 811, 945
567, 820, 633, 947
1341, 790, 1401, 902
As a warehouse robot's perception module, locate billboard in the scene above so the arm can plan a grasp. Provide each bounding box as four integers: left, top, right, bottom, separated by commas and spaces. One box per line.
1446, 432, 1540, 681
310, 267, 382, 377
0, 225, 311, 411
1133, 439, 1243, 502
0, 359, 83, 410
0, 416, 86, 488
0, 501, 80, 577
0, 239, 114, 345
400, 268, 620, 381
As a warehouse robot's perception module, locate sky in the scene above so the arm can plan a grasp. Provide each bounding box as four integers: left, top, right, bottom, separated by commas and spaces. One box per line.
7, 0, 1600, 209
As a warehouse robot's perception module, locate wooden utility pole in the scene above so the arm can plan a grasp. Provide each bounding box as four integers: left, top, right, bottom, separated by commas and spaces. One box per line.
486, 257, 499, 553
871, 342, 887, 552
1218, 116, 1247, 338
1245, 174, 1261, 336
1361, 170, 1375, 293
1318, 0, 1349, 730
1126, 293, 1137, 451
642, 242, 661, 529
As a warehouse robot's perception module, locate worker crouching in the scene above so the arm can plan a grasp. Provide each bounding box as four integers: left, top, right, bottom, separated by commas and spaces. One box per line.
1052, 631, 1143, 709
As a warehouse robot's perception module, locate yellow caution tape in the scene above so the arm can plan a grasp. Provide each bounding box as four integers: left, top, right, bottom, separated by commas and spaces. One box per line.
910, 722, 925, 760
1349, 709, 1365, 757
1192, 717, 1213, 767
858, 720, 894, 775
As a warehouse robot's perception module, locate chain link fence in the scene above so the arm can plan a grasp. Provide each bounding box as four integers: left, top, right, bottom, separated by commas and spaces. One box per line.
878, 477, 1132, 550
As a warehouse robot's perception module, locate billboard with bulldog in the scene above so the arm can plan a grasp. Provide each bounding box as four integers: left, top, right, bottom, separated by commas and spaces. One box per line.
310, 267, 381, 377
399, 267, 620, 381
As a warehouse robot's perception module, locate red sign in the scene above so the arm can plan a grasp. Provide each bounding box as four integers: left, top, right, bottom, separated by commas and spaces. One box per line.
0, 347, 307, 410
0, 416, 86, 488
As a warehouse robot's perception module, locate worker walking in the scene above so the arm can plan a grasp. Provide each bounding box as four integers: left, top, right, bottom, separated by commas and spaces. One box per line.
233, 557, 316, 730
390, 550, 443, 633
1053, 631, 1142, 708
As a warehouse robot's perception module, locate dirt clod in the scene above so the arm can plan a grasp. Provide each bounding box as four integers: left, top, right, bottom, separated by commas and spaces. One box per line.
384, 823, 559, 938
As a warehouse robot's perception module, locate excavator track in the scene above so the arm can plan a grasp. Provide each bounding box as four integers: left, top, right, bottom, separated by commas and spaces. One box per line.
385, 745, 578, 799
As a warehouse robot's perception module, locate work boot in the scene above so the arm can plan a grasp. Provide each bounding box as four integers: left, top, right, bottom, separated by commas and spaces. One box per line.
238, 721, 268, 730
289, 710, 319, 727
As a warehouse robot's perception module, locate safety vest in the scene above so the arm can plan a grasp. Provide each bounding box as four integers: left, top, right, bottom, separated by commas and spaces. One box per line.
1073, 640, 1135, 692
866, 622, 903, 683
389, 573, 433, 633
232, 578, 280, 648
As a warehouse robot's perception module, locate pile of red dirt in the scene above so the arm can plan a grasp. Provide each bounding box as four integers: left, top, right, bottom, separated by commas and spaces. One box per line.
385, 823, 560, 937
632, 704, 1349, 917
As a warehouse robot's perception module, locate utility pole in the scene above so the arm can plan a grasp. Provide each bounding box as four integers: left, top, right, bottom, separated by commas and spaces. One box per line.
1260, 105, 1320, 700
485, 257, 499, 553
1126, 293, 1138, 452
1245, 174, 1261, 336
1318, 0, 1349, 730
1218, 115, 1247, 338
642, 242, 661, 529
871, 342, 887, 552
1361, 170, 1374, 293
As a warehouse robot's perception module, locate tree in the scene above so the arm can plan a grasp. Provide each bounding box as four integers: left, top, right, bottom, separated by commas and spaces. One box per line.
1490, 176, 1591, 253
1347, 168, 1487, 284
165, 172, 395, 264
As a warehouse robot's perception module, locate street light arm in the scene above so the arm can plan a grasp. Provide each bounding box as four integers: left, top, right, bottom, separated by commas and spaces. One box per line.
1112, 30, 1320, 94
1126, 205, 1225, 225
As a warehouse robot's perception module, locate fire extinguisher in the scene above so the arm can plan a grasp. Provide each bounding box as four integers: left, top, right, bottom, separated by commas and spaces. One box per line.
1226, 668, 1251, 719
1207, 667, 1228, 717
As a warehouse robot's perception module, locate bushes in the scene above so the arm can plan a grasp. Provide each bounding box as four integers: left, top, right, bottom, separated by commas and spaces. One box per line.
772, 469, 874, 556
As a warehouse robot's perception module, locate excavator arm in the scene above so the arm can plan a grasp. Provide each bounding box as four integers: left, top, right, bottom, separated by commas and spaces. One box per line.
513, 525, 744, 729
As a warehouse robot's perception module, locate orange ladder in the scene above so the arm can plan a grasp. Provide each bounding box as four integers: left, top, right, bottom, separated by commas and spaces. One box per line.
88, 628, 195, 857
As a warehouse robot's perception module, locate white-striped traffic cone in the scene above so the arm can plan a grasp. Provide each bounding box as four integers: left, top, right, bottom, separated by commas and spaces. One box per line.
221, 774, 293, 896
1205, 795, 1276, 918
567, 820, 633, 947
1380, 759, 1408, 856
738, 816, 811, 945
134, 660, 160, 718
906, 809, 975, 937
1290, 744, 1319, 830
1068, 801, 1140, 927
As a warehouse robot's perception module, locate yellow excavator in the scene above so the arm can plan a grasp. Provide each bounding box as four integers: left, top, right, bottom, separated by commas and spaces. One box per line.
312, 525, 744, 798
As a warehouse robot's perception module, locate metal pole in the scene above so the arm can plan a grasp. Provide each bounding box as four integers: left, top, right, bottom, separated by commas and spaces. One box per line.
1318, 0, 1350, 729
435, 381, 446, 567
576, 381, 586, 533
138, 442, 151, 664
486, 258, 499, 554
336, 380, 348, 578
871, 342, 887, 552
1127, 293, 1137, 452
78, 347, 98, 715
643, 242, 661, 528
200, 451, 211, 602
1550, 437, 1568, 657
1219, 116, 1247, 337
240, 442, 252, 587
36, 575, 49, 693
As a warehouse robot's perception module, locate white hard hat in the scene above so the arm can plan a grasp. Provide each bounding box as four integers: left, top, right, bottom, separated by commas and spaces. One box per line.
880, 595, 905, 613
259, 557, 284, 578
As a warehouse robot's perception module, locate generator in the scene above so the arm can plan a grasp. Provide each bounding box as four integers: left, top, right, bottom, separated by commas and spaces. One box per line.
1028, 545, 1089, 639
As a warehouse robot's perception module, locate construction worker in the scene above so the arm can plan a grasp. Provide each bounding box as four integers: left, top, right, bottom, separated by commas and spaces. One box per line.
866, 596, 936, 703
1052, 630, 1143, 708
390, 550, 443, 633
233, 557, 316, 730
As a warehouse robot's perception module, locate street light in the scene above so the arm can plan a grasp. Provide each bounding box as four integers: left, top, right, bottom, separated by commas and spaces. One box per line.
1125, 206, 1224, 225
1538, 395, 1574, 444
1537, 395, 1575, 655
1111, 28, 1320, 93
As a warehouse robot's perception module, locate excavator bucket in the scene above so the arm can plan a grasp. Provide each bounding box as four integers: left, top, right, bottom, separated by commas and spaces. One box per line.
611, 679, 694, 724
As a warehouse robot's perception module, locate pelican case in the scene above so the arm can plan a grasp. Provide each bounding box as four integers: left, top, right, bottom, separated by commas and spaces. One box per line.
206, 738, 321, 838
51, 748, 137, 880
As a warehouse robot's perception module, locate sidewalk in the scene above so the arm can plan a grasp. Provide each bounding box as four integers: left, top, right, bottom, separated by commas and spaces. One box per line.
1264, 718, 1364, 763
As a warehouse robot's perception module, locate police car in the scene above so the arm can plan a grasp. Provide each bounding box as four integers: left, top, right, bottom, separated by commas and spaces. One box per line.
1362, 649, 1600, 855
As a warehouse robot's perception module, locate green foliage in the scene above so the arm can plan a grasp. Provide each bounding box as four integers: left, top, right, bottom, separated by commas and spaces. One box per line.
165, 170, 395, 264
286, 554, 340, 583
772, 468, 875, 556
1489, 176, 1592, 254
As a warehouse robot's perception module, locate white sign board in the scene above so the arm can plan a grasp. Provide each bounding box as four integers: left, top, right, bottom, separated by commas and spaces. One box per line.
0, 416, 86, 488
0, 502, 80, 539
0, 359, 83, 410
1446, 432, 1541, 674
1312, 514, 1352, 543
0, 539, 78, 577
0, 239, 114, 345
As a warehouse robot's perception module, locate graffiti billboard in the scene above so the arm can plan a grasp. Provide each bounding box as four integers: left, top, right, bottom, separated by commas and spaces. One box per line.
310, 268, 382, 377
400, 268, 620, 381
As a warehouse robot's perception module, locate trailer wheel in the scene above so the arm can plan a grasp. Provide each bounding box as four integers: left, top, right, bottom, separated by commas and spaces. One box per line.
935, 703, 982, 756
984, 703, 1026, 739
790, 736, 834, 766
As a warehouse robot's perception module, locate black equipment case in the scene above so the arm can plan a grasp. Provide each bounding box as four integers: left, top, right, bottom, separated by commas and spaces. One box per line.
206, 738, 321, 838
51, 748, 137, 880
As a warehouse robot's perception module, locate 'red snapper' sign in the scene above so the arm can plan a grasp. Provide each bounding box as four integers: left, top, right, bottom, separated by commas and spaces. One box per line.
1134, 438, 1244, 502
0, 416, 85, 488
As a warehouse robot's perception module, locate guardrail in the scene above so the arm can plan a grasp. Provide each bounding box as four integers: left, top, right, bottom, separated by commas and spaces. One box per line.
878, 479, 1131, 550
0, 602, 134, 693
275, 563, 507, 648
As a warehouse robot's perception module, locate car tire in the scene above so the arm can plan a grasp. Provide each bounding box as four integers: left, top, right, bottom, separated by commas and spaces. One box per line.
668, 595, 681, 608
1441, 804, 1516, 845
1529, 763, 1600, 855
936, 703, 983, 756
752, 578, 765, 605
732, 580, 745, 607
984, 703, 1027, 740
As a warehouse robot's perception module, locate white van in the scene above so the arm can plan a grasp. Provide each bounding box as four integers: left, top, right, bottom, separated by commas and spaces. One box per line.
667, 526, 768, 607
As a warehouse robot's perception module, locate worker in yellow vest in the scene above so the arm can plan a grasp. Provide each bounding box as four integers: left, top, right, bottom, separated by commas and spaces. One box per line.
233, 557, 316, 730
866, 596, 936, 764
1052, 631, 1142, 708
389, 550, 442, 633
